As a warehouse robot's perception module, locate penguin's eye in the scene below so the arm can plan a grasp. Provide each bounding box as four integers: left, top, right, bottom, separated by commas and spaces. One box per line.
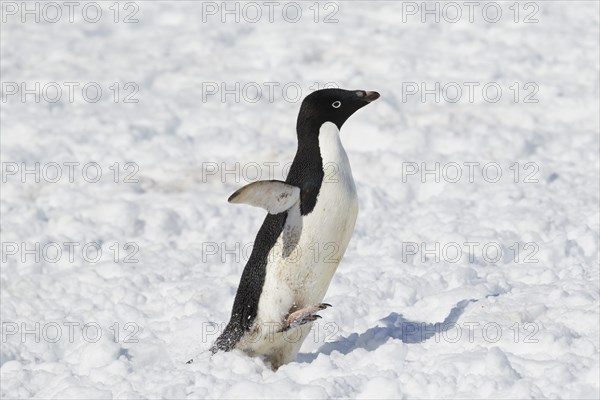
332, 101, 341, 108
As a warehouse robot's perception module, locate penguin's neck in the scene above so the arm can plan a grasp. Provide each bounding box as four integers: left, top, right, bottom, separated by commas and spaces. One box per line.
283, 120, 322, 215
317, 122, 349, 166
291, 121, 351, 179
288, 120, 323, 184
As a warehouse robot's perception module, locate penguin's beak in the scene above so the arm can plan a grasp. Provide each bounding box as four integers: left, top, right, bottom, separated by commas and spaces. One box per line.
363, 91, 380, 102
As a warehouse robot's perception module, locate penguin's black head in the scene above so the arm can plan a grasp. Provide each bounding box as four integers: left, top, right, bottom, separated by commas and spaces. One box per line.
297, 88, 380, 134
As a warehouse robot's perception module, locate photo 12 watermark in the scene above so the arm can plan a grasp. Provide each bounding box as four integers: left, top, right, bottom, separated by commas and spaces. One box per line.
401, 162, 540, 184
401, 241, 540, 264
398, 1, 540, 24
1, 82, 139, 104
1, 241, 140, 264
401, 82, 539, 104
399, 321, 540, 344
201, 241, 344, 264
201, 82, 339, 103
201, 161, 340, 184
2, 321, 141, 344
2, 162, 140, 184
1, 1, 140, 24
202, 320, 340, 346
200, 1, 340, 24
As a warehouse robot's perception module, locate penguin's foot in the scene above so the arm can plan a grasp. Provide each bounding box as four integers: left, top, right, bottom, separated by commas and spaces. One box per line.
281, 303, 332, 332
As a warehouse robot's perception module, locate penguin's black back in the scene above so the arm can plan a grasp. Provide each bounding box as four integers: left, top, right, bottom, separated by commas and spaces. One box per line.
212, 211, 287, 351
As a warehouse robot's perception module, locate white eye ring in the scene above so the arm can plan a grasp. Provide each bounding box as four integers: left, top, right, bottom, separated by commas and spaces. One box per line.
332, 101, 341, 108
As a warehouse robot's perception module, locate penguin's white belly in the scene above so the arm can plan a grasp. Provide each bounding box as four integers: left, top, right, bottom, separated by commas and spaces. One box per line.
241, 122, 358, 363
274, 172, 358, 307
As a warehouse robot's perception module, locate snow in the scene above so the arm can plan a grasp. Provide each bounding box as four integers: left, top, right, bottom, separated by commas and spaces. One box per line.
1, 1, 599, 398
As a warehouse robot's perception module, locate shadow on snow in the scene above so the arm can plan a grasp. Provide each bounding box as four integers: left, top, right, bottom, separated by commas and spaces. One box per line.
298, 299, 477, 363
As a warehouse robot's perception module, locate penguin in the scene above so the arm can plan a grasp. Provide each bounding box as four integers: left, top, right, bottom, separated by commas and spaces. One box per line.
210, 88, 380, 369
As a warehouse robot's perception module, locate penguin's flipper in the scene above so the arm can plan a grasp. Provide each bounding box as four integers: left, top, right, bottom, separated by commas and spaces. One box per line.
228, 180, 300, 214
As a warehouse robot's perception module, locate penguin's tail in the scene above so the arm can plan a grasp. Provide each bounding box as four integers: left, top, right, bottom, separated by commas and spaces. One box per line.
186, 326, 237, 364
212, 321, 245, 352
187, 321, 247, 364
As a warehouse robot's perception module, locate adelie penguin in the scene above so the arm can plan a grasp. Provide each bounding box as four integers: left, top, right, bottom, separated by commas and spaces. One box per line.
207, 88, 379, 369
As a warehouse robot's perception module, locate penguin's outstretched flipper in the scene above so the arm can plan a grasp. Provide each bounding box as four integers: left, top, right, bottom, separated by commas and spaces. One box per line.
228, 180, 300, 214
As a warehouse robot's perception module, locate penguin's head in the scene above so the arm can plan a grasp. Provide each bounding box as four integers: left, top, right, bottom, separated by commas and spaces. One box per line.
297, 88, 380, 133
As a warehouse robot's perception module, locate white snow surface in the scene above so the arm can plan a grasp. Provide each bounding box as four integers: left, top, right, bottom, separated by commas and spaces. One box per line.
1, 1, 599, 398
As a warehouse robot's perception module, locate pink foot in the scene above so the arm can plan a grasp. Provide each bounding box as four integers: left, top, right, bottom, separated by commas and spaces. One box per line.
281, 303, 332, 331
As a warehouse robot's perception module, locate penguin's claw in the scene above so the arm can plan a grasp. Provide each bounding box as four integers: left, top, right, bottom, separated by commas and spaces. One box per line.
284, 314, 321, 331
281, 303, 331, 331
